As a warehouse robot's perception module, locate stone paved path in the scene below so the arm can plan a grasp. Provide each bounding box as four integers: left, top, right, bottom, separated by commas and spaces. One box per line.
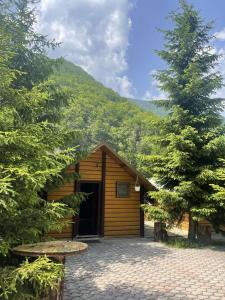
64, 238, 225, 300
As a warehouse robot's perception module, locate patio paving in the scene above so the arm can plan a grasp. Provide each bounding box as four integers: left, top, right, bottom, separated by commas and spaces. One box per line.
64, 238, 225, 300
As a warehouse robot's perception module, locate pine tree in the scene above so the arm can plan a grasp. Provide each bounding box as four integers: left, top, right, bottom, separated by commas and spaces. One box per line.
142, 0, 225, 241
0, 0, 58, 89
0, 1, 83, 298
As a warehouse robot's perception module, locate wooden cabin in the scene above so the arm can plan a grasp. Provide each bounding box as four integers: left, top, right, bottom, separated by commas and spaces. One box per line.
48, 143, 154, 239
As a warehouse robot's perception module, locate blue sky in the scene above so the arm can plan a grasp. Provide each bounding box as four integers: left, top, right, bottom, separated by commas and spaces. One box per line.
36, 0, 225, 100
128, 0, 225, 99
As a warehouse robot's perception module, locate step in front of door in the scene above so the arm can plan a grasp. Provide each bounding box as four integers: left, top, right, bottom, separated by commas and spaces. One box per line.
75, 235, 101, 243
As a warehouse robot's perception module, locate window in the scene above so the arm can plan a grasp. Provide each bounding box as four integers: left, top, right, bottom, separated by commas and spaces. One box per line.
116, 182, 129, 198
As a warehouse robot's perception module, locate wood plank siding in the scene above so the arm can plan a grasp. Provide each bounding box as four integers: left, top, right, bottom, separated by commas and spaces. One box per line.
47, 150, 103, 239
104, 154, 140, 237
47, 176, 74, 238
47, 144, 153, 239
180, 214, 219, 232
79, 149, 102, 181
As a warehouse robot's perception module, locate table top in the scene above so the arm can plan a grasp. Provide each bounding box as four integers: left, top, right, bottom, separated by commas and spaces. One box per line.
13, 240, 88, 258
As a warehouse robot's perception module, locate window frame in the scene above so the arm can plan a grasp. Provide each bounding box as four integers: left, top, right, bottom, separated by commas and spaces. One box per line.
116, 181, 130, 198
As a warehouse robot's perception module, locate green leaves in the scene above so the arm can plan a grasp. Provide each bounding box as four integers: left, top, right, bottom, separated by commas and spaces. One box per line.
55, 58, 158, 168
0, 2, 82, 298
141, 1, 225, 238
150, 189, 186, 209
155, 0, 223, 115
0, 2, 90, 299
0, 0, 59, 90
0, 256, 64, 300
142, 204, 171, 224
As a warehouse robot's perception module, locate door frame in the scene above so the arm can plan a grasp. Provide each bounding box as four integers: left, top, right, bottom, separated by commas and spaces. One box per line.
75, 180, 102, 237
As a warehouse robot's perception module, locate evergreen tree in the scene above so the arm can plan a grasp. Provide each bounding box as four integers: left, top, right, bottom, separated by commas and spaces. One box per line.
142, 0, 225, 241
0, 0, 58, 89
0, 1, 83, 298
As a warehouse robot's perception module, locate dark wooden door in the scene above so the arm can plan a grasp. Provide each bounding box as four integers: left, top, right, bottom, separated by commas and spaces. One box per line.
78, 182, 100, 236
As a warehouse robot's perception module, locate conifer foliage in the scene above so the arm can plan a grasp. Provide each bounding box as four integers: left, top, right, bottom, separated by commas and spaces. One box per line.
142, 0, 225, 241
0, 1, 82, 298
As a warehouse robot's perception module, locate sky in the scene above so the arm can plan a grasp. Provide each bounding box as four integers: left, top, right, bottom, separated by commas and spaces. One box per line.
36, 0, 225, 100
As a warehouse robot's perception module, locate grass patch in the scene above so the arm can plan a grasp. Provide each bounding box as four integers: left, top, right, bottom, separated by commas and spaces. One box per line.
165, 237, 225, 249
165, 237, 201, 249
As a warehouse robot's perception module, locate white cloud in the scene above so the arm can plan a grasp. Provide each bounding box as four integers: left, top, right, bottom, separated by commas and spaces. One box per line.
113, 75, 134, 98
143, 70, 168, 100
36, 0, 134, 97
214, 28, 225, 41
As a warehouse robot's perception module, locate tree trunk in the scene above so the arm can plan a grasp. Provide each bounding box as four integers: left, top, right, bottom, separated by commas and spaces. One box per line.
188, 213, 197, 242
154, 222, 168, 242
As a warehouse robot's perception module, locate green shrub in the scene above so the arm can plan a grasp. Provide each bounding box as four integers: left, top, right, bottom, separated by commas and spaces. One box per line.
0, 256, 64, 300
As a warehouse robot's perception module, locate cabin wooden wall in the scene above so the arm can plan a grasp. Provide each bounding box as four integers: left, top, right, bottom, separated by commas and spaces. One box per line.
104, 154, 140, 237
79, 149, 102, 181
180, 214, 213, 232
47, 150, 103, 238
47, 148, 142, 238
47, 165, 75, 239
180, 214, 189, 231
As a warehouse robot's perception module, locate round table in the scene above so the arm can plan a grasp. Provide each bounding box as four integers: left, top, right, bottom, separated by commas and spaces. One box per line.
13, 240, 88, 300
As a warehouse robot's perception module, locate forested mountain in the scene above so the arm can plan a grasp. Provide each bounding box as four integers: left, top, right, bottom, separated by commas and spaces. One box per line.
51, 58, 159, 167
51, 59, 122, 102
128, 99, 167, 117
128, 98, 225, 118
50, 59, 225, 168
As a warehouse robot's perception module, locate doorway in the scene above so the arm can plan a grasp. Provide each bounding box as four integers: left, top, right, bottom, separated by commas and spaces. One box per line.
78, 182, 101, 236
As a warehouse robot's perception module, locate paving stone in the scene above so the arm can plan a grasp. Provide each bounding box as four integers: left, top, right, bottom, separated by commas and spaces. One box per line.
63, 238, 225, 300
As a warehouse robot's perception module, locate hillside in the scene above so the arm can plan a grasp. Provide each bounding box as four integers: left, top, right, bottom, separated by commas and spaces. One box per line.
51, 58, 159, 167
129, 98, 225, 120
52, 58, 169, 117
128, 99, 167, 117
52, 58, 129, 103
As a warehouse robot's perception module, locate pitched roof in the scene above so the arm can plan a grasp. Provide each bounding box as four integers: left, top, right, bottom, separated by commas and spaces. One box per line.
90, 143, 155, 191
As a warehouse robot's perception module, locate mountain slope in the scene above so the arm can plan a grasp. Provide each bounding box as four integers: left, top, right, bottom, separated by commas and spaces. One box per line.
52, 58, 127, 103
51, 58, 159, 167
52, 58, 167, 117
128, 98, 167, 117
